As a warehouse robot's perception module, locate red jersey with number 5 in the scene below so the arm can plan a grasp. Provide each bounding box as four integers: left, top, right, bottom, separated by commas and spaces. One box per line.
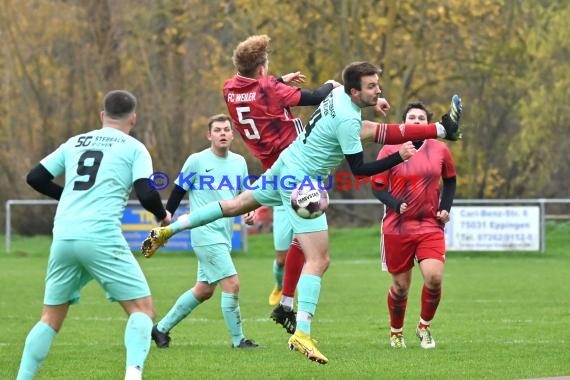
224, 74, 304, 170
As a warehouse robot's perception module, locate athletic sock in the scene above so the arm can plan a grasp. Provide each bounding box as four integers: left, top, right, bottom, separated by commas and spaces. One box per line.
420, 285, 441, 323
377, 123, 438, 144
124, 365, 142, 380
387, 286, 408, 331
296, 274, 321, 335
17, 321, 57, 380
418, 317, 431, 330
280, 296, 294, 311
435, 123, 446, 137
273, 259, 284, 289
157, 289, 201, 332
281, 239, 304, 297
390, 327, 403, 336
124, 312, 153, 370
221, 292, 244, 347
170, 202, 224, 233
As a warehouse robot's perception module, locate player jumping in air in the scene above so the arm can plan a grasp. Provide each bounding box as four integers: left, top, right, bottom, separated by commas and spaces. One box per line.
141, 62, 462, 364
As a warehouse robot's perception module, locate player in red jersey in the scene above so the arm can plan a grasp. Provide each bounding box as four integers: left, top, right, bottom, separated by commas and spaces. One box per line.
223, 35, 461, 334
223, 35, 342, 313
372, 101, 457, 350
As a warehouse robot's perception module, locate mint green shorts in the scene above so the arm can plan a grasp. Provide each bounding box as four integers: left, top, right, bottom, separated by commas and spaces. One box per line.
272, 205, 294, 251
44, 239, 150, 305
194, 243, 237, 284
251, 160, 328, 234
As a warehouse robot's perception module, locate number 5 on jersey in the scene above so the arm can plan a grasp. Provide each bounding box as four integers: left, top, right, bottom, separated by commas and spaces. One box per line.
236, 106, 260, 140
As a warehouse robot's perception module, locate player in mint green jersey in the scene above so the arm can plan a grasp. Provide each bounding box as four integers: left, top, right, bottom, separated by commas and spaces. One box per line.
150, 114, 260, 350
142, 62, 462, 364
18, 90, 170, 380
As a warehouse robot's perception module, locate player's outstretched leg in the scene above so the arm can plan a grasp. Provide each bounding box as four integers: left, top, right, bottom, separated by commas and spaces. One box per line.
141, 226, 174, 258
142, 202, 229, 257
442, 94, 463, 141
288, 330, 329, 364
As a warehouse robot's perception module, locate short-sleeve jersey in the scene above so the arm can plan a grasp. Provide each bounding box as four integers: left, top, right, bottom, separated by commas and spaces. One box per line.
372, 139, 456, 234
40, 127, 153, 241
175, 148, 248, 247
280, 86, 363, 178
223, 74, 304, 170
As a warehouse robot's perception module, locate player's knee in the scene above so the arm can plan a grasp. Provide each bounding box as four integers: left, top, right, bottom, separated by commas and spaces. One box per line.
221, 277, 240, 294
394, 286, 409, 297
228, 283, 240, 294
201, 291, 215, 301
318, 254, 330, 272
40, 316, 64, 332
195, 286, 215, 301
40, 308, 67, 332
135, 305, 156, 320
425, 273, 442, 289
392, 281, 410, 296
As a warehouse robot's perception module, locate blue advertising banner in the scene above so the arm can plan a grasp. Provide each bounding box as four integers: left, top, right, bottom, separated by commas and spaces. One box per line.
121, 207, 243, 251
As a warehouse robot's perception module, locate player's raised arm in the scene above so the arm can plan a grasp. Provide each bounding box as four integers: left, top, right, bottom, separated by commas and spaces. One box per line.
278, 71, 306, 85
296, 80, 341, 106
344, 141, 416, 177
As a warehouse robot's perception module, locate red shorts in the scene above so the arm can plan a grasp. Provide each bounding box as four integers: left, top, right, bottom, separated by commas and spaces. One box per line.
381, 231, 445, 274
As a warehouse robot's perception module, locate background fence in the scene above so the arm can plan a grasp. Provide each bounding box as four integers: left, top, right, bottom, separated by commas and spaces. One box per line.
6, 198, 570, 253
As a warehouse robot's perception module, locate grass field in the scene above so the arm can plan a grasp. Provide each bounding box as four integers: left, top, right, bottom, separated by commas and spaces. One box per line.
1, 223, 569, 379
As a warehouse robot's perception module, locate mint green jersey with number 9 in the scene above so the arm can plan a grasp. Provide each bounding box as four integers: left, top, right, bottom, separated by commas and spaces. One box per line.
41, 127, 154, 241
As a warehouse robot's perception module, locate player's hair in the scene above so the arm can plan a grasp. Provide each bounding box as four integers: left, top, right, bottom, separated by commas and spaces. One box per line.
103, 90, 137, 120
342, 62, 382, 95
402, 101, 433, 123
208, 114, 233, 131
232, 35, 270, 78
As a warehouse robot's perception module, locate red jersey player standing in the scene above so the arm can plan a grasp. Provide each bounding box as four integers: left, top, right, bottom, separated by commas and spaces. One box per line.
372, 101, 457, 350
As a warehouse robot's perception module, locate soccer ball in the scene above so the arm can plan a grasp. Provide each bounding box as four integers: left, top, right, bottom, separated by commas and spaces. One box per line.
290, 183, 329, 219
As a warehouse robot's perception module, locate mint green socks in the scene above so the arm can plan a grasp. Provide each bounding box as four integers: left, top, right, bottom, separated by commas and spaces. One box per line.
124, 312, 152, 370
296, 274, 321, 335
170, 202, 224, 233
221, 292, 244, 347
17, 321, 56, 380
273, 259, 284, 288
157, 289, 201, 332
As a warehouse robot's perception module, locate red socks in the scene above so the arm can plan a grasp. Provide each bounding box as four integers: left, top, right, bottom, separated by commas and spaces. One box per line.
376, 123, 438, 144
388, 285, 441, 333
420, 285, 441, 323
281, 238, 304, 297
388, 286, 408, 332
